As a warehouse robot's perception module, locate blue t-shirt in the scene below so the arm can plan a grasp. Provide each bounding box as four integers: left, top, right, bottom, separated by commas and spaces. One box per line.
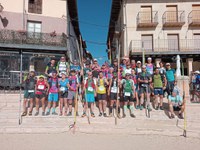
48, 78, 58, 93
70, 65, 81, 72
169, 95, 182, 105
196, 75, 200, 84
59, 78, 69, 92
166, 69, 175, 82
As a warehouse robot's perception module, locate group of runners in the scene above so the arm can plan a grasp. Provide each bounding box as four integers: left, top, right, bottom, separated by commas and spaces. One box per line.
22, 56, 185, 119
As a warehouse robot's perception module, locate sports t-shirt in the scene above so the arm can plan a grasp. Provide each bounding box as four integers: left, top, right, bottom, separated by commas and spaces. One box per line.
85, 79, 95, 94
146, 63, 154, 75
166, 69, 175, 82
97, 78, 106, 94
48, 78, 58, 93
169, 95, 182, 106
121, 79, 134, 94
59, 78, 69, 92
153, 74, 163, 88
138, 72, 151, 87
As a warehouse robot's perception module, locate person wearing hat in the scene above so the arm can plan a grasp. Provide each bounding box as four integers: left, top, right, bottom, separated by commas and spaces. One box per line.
138, 65, 152, 111
83, 62, 92, 80
46, 72, 59, 115
56, 56, 69, 78
58, 72, 69, 116
168, 88, 185, 119
135, 61, 142, 75
108, 72, 121, 117
165, 63, 176, 96
101, 64, 108, 78
66, 69, 79, 116
91, 59, 100, 79
146, 57, 154, 75
120, 73, 136, 118
22, 71, 36, 116
122, 63, 132, 78
82, 72, 96, 118
35, 75, 49, 116
131, 60, 136, 70
70, 60, 81, 73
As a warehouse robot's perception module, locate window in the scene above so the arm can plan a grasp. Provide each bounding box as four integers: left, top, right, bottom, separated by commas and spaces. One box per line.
27, 21, 42, 38
28, 0, 42, 14
166, 5, 178, 22
194, 34, 200, 50
141, 6, 152, 23
141, 35, 153, 52
168, 34, 179, 51
192, 5, 200, 22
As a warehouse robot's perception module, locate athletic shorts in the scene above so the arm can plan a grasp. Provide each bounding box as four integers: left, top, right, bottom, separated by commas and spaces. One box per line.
110, 92, 117, 100
139, 86, 150, 94
173, 106, 181, 111
48, 93, 59, 102
67, 91, 76, 100
35, 93, 46, 99
123, 93, 134, 102
97, 94, 106, 101
59, 92, 68, 98
86, 93, 95, 103
154, 88, 163, 95
24, 90, 35, 99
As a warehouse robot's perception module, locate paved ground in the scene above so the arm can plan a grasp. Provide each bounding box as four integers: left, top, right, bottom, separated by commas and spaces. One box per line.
0, 93, 200, 146
0, 133, 200, 150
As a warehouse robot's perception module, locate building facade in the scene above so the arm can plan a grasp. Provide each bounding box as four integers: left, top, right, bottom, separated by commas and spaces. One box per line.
0, 0, 82, 88
107, 0, 200, 75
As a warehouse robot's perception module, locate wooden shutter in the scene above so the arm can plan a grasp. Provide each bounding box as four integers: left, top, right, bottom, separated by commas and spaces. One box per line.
142, 35, 153, 52
192, 5, 200, 22
166, 6, 177, 22
141, 6, 152, 23
168, 34, 179, 51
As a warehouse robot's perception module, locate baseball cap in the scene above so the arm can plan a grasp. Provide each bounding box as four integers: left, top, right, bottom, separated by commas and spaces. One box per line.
147, 57, 152, 60
39, 75, 45, 79
142, 65, 146, 68
137, 61, 141, 64
61, 72, 67, 76
166, 63, 170, 66
194, 70, 200, 74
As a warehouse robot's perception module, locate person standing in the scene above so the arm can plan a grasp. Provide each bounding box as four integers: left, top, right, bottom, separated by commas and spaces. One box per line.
58, 72, 69, 116
22, 71, 36, 116
35, 75, 49, 116
46, 73, 59, 115
138, 65, 152, 111
152, 68, 167, 110
121, 73, 136, 118
45, 59, 57, 77
96, 71, 109, 117
146, 57, 154, 75
82, 72, 96, 118
108, 72, 120, 117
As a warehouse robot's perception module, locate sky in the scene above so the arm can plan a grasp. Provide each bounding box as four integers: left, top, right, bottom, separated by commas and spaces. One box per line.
77, 0, 112, 66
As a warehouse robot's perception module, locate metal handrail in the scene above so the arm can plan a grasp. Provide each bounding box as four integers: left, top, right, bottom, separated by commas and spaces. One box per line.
163, 11, 185, 24
129, 39, 200, 53
0, 29, 67, 47
188, 10, 200, 24
137, 11, 158, 24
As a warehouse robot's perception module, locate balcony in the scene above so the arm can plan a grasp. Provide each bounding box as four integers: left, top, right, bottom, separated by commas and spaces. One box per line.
137, 11, 158, 28
163, 11, 185, 27
129, 39, 200, 55
0, 30, 67, 50
188, 10, 200, 27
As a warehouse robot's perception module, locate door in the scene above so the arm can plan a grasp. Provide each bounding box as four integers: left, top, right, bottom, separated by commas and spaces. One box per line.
141, 35, 153, 52
168, 34, 179, 51
194, 34, 200, 50
166, 6, 177, 22
141, 6, 152, 23
192, 5, 200, 22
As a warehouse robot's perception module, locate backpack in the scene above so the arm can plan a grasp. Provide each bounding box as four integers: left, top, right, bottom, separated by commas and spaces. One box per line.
85, 79, 95, 89
97, 78, 107, 87
111, 78, 118, 87
123, 79, 133, 92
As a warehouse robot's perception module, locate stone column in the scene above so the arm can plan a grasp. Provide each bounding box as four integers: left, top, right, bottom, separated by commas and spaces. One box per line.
155, 58, 161, 68
187, 58, 193, 75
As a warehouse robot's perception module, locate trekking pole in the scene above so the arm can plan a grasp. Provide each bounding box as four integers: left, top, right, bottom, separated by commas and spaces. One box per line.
69, 90, 78, 133
80, 36, 90, 124
181, 59, 187, 137
115, 43, 121, 125
19, 50, 23, 125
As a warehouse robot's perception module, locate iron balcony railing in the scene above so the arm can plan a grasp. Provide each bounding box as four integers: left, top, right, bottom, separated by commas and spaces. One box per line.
0, 29, 67, 47
129, 39, 200, 53
188, 10, 200, 25
163, 11, 185, 25
137, 11, 158, 25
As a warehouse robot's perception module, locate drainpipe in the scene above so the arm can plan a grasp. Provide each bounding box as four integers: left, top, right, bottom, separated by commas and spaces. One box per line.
23, 0, 25, 30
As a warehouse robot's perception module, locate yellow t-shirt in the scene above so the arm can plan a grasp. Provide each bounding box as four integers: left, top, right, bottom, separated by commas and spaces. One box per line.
97, 79, 106, 94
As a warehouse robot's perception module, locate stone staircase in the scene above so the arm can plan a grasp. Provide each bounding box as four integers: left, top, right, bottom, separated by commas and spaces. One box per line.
0, 93, 200, 138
